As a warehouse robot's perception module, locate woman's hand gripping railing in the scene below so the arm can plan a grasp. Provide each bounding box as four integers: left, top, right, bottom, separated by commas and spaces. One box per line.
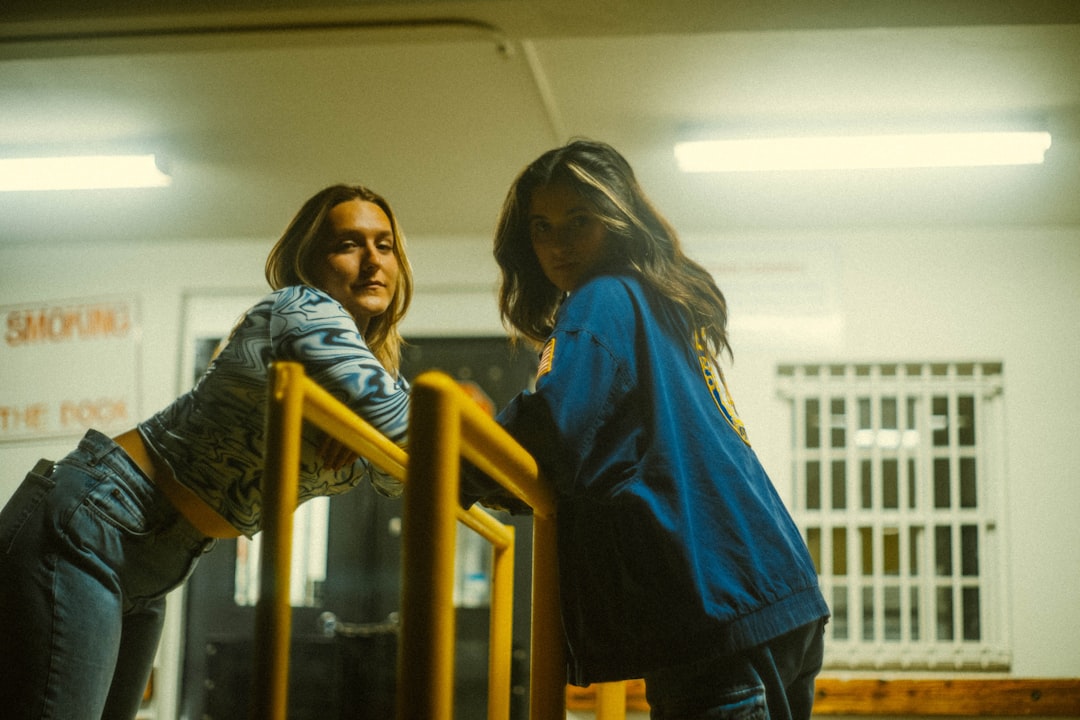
399, 370, 565, 720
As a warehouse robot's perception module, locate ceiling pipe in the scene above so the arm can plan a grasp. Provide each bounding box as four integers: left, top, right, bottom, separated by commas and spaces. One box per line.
0, 13, 578, 155
0, 16, 512, 58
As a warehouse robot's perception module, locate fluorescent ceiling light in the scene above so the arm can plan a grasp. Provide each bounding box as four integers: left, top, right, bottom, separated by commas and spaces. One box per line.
0, 154, 171, 191
675, 131, 1052, 172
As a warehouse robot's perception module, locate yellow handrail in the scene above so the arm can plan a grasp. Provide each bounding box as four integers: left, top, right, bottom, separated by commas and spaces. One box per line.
256, 362, 567, 720
399, 370, 565, 720
252, 362, 305, 720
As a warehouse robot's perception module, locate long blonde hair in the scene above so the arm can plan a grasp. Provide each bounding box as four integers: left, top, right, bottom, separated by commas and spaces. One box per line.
264, 184, 414, 374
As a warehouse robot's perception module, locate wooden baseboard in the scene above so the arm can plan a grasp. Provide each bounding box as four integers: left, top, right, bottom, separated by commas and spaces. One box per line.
566, 678, 1080, 716
812, 678, 1080, 716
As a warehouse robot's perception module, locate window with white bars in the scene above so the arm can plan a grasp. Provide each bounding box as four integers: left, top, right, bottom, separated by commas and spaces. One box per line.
777, 362, 1009, 670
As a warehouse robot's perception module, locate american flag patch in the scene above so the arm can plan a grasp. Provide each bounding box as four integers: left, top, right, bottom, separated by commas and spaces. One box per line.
537, 337, 556, 378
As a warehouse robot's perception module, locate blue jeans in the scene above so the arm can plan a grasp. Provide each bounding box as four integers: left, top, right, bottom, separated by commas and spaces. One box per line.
644, 619, 826, 720
0, 430, 216, 720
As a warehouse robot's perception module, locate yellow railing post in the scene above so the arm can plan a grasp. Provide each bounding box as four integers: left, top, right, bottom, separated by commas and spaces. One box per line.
252, 361, 305, 720
398, 373, 461, 720
487, 523, 515, 720
596, 682, 627, 720
257, 364, 574, 720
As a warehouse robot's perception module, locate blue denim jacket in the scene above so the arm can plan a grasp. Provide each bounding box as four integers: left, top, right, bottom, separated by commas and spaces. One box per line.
494, 274, 829, 685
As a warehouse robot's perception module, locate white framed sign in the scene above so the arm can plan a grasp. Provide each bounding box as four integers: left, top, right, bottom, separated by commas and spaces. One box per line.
1, 296, 140, 443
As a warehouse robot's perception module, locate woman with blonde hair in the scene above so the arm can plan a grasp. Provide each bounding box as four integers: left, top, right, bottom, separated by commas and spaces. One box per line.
0, 183, 413, 719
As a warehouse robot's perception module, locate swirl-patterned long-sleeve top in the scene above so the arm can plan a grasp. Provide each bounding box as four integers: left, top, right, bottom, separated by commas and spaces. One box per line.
138, 285, 410, 536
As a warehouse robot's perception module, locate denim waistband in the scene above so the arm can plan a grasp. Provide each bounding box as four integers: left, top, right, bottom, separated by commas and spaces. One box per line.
59, 429, 214, 546
67, 428, 147, 479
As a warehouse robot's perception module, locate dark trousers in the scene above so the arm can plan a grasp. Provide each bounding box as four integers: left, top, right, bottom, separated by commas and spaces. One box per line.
644, 618, 826, 720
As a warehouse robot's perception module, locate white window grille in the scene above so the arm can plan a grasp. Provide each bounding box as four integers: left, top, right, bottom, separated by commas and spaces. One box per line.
777, 362, 1009, 670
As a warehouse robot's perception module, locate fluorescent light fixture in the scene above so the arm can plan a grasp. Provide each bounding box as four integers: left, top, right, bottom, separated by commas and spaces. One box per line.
0, 154, 171, 191
675, 131, 1052, 172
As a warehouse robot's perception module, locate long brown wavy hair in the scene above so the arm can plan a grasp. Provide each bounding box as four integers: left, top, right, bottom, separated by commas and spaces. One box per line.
493, 139, 730, 361
264, 184, 414, 375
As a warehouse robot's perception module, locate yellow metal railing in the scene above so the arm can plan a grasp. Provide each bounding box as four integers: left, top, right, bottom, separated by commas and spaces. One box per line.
254, 361, 409, 719
254, 362, 569, 720
399, 370, 564, 720
255, 361, 1080, 720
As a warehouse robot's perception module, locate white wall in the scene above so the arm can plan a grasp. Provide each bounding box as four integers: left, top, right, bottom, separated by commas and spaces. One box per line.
688, 228, 1080, 679
1, 227, 1077, 719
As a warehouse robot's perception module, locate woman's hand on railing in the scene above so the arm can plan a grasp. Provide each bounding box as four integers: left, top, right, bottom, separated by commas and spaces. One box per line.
477, 491, 533, 516
459, 460, 533, 515
317, 433, 359, 471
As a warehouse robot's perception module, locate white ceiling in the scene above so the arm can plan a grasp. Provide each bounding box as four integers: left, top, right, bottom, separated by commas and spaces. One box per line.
1, 1, 1079, 247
